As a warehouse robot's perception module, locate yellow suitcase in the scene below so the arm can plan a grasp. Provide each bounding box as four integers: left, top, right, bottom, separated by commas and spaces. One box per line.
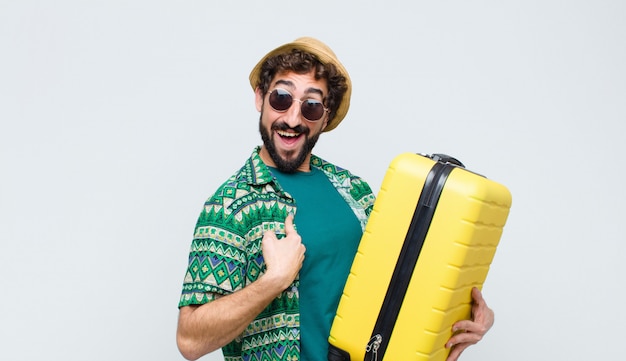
328, 153, 512, 361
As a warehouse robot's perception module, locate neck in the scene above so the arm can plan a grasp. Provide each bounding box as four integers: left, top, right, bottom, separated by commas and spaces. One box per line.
259, 146, 312, 173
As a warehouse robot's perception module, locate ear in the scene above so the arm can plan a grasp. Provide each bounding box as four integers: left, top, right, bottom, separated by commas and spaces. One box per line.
254, 87, 264, 112
321, 114, 330, 131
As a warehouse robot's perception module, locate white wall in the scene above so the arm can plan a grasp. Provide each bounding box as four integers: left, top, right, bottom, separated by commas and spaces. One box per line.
1, 1, 624, 360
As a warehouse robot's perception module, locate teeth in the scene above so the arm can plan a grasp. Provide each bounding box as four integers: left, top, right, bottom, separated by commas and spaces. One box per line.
277, 130, 300, 138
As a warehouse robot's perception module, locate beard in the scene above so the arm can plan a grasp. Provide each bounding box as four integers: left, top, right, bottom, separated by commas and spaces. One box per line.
259, 117, 321, 173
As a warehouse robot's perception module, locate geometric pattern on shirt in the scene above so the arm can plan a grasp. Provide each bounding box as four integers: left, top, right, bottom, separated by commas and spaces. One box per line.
179, 147, 376, 361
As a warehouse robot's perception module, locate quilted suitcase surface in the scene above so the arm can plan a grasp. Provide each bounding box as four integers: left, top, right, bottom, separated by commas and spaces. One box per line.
327, 153, 512, 361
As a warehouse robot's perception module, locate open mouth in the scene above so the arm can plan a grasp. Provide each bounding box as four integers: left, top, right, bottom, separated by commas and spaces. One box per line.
276, 129, 303, 144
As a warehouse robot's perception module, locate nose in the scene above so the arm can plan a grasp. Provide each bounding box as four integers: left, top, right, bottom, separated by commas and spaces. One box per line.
282, 100, 304, 127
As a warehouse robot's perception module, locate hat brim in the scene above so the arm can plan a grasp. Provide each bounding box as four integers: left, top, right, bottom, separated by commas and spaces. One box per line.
248, 37, 351, 132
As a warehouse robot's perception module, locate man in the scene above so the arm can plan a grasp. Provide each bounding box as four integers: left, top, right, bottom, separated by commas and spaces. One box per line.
176, 37, 494, 361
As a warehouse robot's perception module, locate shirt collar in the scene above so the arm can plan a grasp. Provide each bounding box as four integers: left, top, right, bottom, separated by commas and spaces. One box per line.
243, 146, 352, 189
242, 146, 275, 186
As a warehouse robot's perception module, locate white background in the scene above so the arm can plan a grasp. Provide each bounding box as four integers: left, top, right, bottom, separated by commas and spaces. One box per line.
1, 1, 624, 360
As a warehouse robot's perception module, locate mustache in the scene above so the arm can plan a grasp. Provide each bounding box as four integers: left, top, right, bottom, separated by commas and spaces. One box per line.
271, 121, 310, 135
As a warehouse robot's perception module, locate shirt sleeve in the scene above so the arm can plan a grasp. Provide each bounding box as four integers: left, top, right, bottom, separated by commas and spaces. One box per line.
178, 192, 248, 308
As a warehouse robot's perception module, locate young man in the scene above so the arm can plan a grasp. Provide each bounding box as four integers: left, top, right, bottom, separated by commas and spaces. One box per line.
176, 37, 494, 361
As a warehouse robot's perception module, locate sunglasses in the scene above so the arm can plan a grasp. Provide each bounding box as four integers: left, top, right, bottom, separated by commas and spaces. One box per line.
267, 88, 329, 121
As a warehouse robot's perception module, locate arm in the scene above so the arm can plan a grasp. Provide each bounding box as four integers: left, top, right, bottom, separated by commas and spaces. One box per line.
445, 287, 495, 361
176, 215, 305, 361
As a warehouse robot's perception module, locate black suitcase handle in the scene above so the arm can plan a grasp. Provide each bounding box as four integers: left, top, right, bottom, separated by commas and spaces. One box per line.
423, 153, 465, 168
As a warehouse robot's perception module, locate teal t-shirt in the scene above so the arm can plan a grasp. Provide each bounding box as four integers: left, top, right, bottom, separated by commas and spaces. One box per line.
270, 167, 363, 361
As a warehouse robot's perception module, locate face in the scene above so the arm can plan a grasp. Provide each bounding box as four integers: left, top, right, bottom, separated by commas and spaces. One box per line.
256, 70, 329, 173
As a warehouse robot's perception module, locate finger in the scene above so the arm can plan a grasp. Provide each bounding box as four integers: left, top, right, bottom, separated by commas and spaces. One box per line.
446, 343, 469, 361
447, 328, 481, 347
284, 214, 297, 236
472, 287, 486, 306
452, 320, 475, 334
455, 316, 491, 335
263, 229, 277, 240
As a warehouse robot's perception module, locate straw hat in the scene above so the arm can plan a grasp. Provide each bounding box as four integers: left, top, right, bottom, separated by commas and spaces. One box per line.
248, 37, 351, 132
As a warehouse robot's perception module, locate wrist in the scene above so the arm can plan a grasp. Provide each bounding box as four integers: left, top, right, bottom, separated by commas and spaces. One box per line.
258, 270, 291, 296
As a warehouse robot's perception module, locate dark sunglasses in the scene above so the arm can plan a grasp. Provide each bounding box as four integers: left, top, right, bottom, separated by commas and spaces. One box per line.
267, 88, 329, 121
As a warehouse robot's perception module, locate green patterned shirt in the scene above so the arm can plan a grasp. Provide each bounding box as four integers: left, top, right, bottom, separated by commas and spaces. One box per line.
179, 147, 375, 361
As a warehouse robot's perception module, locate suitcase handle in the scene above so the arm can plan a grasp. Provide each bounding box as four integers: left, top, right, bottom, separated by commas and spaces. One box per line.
422, 153, 465, 168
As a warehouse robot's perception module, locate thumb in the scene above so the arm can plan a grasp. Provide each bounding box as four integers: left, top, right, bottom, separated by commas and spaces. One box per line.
472, 287, 485, 306
284, 214, 296, 236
